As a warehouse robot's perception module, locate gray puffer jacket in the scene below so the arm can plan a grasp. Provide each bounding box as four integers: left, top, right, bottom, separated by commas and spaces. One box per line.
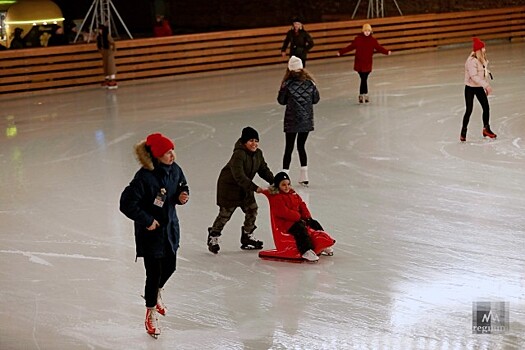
278, 78, 320, 133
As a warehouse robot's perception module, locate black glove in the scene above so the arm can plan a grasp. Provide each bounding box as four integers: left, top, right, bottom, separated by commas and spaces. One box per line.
306, 218, 323, 231
288, 220, 307, 236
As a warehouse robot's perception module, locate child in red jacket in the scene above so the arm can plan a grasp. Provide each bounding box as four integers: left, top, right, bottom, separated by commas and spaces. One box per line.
337, 23, 391, 103
267, 172, 334, 261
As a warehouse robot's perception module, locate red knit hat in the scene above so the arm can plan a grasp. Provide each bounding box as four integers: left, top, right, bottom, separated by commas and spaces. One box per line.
472, 37, 485, 52
146, 133, 174, 158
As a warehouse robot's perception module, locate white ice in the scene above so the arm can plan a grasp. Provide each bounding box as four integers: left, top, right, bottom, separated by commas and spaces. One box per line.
1, 42, 524, 350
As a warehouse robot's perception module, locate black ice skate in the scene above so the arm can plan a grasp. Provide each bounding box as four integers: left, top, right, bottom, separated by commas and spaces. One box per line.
240, 226, 263, 250
207, 228, 221, 254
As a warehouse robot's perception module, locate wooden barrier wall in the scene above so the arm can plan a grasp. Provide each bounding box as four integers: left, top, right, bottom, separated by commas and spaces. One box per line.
1, 6, 524, 95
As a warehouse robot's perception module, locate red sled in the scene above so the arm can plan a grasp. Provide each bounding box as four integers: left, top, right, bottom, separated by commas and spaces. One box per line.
259, 191, 335, 261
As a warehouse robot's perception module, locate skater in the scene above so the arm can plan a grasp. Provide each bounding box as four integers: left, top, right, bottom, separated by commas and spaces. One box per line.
265, 172, 335, 262
337, 23, 391, 103
460, 37, 496, 142
207, 127, 274, 254
96, 24, 118, 89
120, 133, 189, 338
277, 56, 320, 186
280, 17, 314, 67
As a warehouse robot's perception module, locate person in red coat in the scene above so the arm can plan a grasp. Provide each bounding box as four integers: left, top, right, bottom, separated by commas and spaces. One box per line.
337, 23, 391, 103
153, 15, 173, 37
266, 172, 334, 261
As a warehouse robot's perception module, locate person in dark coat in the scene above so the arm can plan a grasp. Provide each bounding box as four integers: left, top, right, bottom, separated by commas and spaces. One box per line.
207, 127, 274, 254
120, 133, 189, 338
9, 27, 26, 49
337, 23, 391, 103
280, 17, 314, 67
277, 56, 320, 187
47, 26, 69, 46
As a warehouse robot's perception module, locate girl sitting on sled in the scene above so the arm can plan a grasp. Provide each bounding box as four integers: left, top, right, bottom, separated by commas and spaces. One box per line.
261, 172, 335, 262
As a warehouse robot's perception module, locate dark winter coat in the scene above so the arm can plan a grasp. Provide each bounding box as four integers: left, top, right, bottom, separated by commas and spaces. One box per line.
281, 29, 314, 63
338, 33, 389, 72
120, 142, 189, 259
216, 139, 274, 208
278, 77, 320, 133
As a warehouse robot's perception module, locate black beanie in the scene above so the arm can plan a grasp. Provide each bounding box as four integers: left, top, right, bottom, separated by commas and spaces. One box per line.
240, 126, 259, 143
274, 171, 290, 187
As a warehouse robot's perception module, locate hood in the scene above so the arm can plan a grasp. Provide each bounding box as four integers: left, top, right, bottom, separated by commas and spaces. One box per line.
134, 140, 155, 170
268, 185, 296, 195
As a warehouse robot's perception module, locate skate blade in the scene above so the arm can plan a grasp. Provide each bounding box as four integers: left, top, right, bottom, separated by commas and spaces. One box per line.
298, 181, 309, 188
148, 333, 159, 339
240, 245, 263, 250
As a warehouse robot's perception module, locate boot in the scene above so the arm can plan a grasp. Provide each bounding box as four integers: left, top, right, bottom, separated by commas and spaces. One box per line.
460, 127, 467, 142
358, 95, 364, 103
240, 226, 263, 250
364, 94, 369, 103
107, 80, 118, 90
207, 228, 221, 254
301, 249, 319, 262
145, 307, 160, 338
483, 125, 497, 138
299, 166, 309, 187
156, 288, 167, 316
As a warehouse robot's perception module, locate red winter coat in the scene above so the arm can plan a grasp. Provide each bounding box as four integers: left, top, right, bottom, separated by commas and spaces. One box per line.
338, 33, 389, 72
267, 188, 311, 233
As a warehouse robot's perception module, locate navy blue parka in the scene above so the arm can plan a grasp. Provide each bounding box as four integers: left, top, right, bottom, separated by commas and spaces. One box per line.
120, 141, 189, 259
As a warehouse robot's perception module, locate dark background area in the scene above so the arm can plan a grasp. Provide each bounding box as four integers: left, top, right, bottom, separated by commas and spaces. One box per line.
54, 0, 525, 36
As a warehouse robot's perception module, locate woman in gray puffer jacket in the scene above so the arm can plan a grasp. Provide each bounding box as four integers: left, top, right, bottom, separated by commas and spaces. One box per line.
277, 56, 320, 186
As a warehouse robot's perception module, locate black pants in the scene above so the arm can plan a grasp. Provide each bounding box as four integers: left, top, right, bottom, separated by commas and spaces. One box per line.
283, 132, 309, 169
462, 85, 490, 129
358, 71, 370, 95
143, 252, 176, 308
288, 221, 314, 254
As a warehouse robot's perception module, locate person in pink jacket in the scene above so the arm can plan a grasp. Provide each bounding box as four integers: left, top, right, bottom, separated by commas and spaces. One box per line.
460, 37, 496, 142
265, 172, 335, 261
337, 23, 391, 103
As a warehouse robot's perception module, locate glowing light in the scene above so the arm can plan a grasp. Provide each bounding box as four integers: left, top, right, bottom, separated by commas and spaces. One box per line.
5, 17, 64, 25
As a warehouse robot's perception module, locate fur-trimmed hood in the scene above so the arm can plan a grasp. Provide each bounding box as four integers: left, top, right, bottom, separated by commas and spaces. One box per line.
267, 185, 297, 195
134, 140, 155, 171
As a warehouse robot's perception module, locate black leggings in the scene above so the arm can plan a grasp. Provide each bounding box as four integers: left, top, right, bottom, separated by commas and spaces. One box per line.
462, 85, 490, 129
143, 252, 177, 308
288, 221, 314, 254
283, 132, 309, 169
358, 71, 371, 95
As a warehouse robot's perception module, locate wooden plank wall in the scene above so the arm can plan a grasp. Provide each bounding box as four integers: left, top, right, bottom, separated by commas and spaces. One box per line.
1, 6, 524, 95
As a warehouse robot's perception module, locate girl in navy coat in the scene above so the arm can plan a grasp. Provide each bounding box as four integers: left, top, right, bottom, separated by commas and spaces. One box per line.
120, 133, 189, 338
278, 56, 320, 186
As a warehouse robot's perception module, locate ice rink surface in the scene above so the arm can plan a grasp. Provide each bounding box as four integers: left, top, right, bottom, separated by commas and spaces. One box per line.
1, 41, 524, 350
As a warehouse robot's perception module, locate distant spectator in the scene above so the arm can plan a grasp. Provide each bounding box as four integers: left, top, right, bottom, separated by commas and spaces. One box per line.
97, 24, 118, 89
153, 15, 173, 37
48, 26, 69, 46
10, 27, 26, 49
